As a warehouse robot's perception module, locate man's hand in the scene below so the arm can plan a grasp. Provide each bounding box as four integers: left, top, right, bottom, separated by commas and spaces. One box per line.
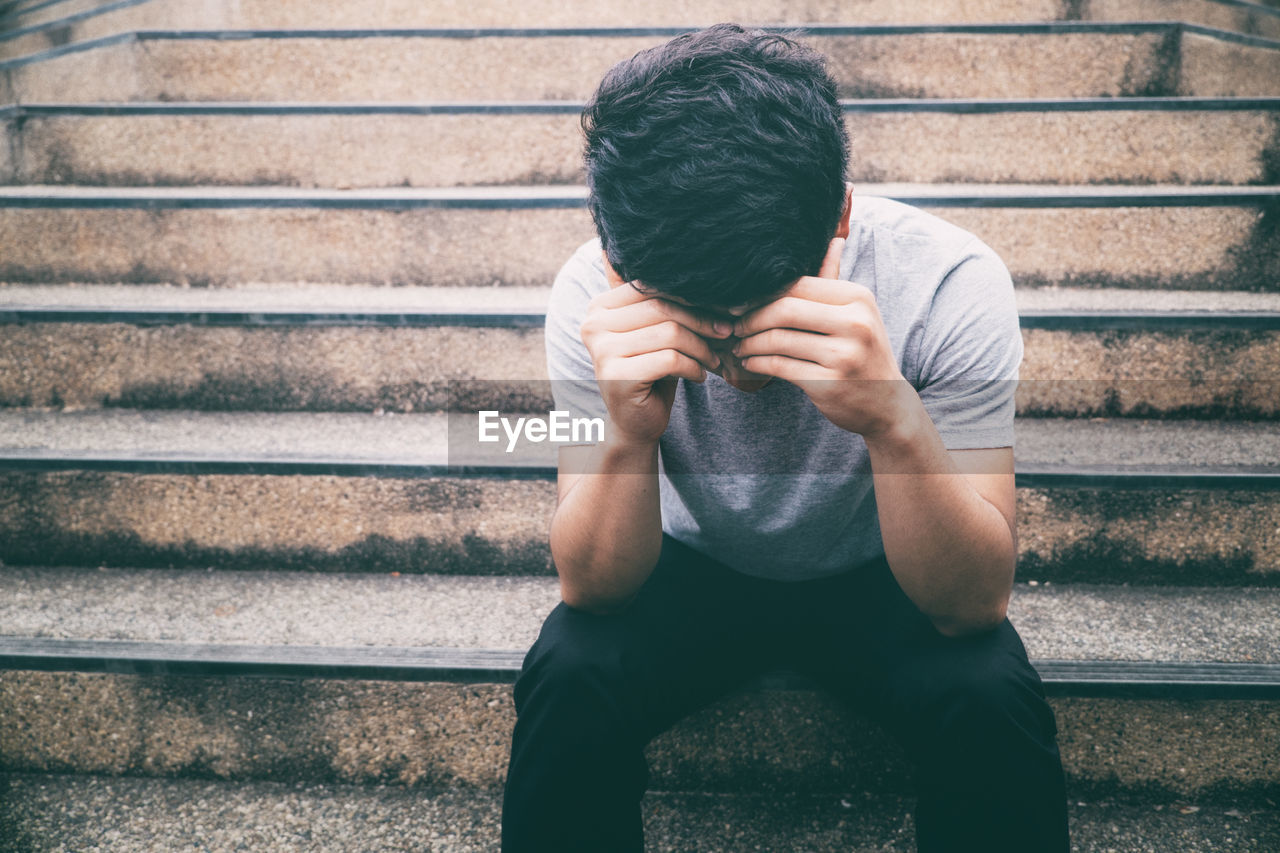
581, 252, 734, 446
731, 236, 914, 440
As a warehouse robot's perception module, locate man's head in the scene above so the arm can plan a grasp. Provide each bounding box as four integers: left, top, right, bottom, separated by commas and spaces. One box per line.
582, 23, 852, 311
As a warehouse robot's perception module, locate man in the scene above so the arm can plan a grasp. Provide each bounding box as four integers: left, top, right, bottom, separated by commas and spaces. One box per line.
501, 22, 1069, 852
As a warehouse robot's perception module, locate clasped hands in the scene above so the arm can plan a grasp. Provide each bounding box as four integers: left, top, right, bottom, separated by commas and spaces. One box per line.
582, 236, 915, 446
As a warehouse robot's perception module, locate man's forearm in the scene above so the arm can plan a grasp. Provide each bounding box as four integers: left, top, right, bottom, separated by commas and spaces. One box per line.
549, 435, 664, 614
864, 386, 1017, 637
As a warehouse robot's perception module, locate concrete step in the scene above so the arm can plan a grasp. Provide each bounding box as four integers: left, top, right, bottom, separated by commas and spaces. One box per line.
4, 0, 1280, 61
0, 410, 1276, 584
2, 24, 1278, 105
0, 0, 115, 32
0, 573, 1277, 798
4, 774, 1274, 853
0, 0, 114, 38
0, 185, 1275, 289
5, 97, 1278, 188
1, 284, 1277, 418
3, 566, 1278, 663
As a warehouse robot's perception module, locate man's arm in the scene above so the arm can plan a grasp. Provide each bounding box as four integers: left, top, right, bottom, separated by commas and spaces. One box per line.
549, 438, 661, 615
731, 236, 1018, 636
863, 385, 1017, 636
548, 255, 732, 615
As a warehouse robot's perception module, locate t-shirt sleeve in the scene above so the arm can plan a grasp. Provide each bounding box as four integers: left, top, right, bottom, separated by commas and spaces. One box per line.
544, 240, 611, 443
914, 237, 1023, 449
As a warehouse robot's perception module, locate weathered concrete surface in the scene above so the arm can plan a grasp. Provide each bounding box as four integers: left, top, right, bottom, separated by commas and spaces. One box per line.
0, 201, 1274, 289
845, 109, 1280, 187
0, 471, 558, 575
1, 470, 1277, 583
5, 0, 1280, 57
1015, 286, 1280, 312
3, 774, 1274, 853
1016, 328, 1280, 419
3, 31, 1193, 102
943, 205, 1278, 292
5, 281, 1280, 312
1, 0, 158, 61
0, 324, 551, 411
2, 411, 1277, 469
1180, 31, 1280, 98
11, 113, 587, 188
0, 0, 113, 36
1089, 0, 1280, 41
2, 565, 1278, 663
0, 205, 594, 286
0, 111, 14, 181
10, 109, 1278, 188
0, 0, 108, 37
2, 320, 1277, 417
4, 30, 146, 102
0, 671, 1276, 799
1016, 487, 1280, 585
0, 281, 558, 311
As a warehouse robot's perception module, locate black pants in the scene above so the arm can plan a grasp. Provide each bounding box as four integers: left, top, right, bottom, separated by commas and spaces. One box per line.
501, 534, 1069, 852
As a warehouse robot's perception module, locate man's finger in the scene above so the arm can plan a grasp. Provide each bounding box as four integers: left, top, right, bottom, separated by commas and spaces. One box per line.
604, 297, 733, 340
606, 322, 722, 372
733, 327, 841, 369
736, 353, 835, 385
733, 293, 852, 338
596, 253, 732, 342
818, 236, 846, 281
615, 349, 708, 384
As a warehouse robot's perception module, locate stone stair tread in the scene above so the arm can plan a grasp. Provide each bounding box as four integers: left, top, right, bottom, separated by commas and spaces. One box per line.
1015, 287, 1280, 313
4, 97, 1276, 189
1, 771, 1275, 853
8, 94, 1280, 109
0, 282, 556, 313
5, 21, 1275, 103
4, 282, 1280, 315
1, 188, 1269, 290
1, 563, 1277, 665
0, 410, 1275, 471
3, 182, 1277, 202
4, 0, 1280, 46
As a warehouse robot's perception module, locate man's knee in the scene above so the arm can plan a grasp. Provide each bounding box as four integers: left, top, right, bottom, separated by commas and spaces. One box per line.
513, 602, 638, 735
893, 623, 1057, 750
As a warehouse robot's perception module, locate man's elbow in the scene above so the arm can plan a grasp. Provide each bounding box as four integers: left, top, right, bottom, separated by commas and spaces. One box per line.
930, 596, 1010, 638
559, 581, 638, 616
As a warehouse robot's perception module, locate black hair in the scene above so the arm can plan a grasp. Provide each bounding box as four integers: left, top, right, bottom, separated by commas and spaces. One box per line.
581, 22, 850, 308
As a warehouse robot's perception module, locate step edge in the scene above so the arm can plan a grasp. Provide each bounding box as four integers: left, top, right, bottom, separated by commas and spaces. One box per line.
1, 451, 1277, 488
0, 184, 1276, 208
8, 95, 1280, 115
3, 305, 1279, 330
4, 636, 1278, 697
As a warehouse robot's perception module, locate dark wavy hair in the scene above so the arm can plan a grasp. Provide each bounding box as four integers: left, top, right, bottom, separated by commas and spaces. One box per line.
581, 22, 850, 308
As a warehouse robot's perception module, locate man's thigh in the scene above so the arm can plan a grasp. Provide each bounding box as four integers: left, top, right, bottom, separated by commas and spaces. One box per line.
776, 554, 1051, 742
518, 533, 789, 742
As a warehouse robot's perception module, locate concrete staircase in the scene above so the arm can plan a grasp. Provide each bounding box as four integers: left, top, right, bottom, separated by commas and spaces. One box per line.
2, 0, 1280, 849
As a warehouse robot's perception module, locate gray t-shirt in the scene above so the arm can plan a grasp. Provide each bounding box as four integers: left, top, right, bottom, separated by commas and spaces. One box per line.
544, 194, 1023, 581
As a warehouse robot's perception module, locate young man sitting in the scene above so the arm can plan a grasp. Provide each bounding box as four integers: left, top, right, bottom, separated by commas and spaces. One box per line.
501, 22, 1070, 853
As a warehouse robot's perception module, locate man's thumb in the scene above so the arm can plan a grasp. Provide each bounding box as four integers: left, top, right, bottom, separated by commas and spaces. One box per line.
819, 236, 845, 281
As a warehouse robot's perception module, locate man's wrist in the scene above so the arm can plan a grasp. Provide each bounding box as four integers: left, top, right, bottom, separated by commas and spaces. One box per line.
861, 383, 933, 462
598, 428, 661, 473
